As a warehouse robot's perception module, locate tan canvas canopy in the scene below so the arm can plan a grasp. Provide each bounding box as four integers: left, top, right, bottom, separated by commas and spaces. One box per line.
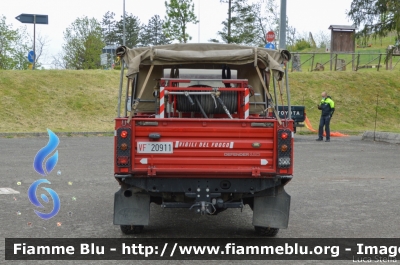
116, 43, 291, 115
116, 43, 291, 80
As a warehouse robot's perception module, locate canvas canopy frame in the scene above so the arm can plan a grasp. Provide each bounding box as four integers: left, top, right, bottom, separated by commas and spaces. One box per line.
115, 43, 291, 120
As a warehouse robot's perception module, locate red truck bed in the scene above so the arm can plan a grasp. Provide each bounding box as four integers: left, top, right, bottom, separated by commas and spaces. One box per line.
115, 117, 293, 177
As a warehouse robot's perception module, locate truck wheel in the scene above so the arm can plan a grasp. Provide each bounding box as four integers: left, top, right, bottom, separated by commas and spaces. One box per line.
254, 226, 279, 237
120, 225, 144, 235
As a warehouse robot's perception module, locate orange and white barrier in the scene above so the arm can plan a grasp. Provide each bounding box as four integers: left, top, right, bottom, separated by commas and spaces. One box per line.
305, 117, 348, 137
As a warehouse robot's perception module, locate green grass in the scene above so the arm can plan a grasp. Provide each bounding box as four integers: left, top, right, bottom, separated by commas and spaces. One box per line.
286, 71, 400, 134
0, 70, 120, 133
0, 69, 399, 134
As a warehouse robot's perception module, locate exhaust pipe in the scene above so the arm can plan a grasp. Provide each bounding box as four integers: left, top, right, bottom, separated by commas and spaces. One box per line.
123, 189, 133, 197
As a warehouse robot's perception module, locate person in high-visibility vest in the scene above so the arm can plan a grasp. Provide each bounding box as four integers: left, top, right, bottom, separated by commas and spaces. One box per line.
316, 92, 335, 142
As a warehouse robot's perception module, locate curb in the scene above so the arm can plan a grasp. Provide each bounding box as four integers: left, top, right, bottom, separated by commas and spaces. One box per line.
362, 131, 400, 144
2, 131, 399, 143
0, 132, 113, 138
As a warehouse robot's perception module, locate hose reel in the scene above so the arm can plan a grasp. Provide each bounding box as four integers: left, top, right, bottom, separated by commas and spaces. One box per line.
176, 85, 237, 115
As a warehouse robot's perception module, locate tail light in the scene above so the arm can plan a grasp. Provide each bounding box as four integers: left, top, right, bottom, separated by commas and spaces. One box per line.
277, 129, 292, 168
116, 128, 131, 167
120, 130, 128, 138
117, 156, 129, 164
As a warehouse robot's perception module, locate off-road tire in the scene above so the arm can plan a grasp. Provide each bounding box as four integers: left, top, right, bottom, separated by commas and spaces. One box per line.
120, 225, 144, 235
254, 226, 279, 237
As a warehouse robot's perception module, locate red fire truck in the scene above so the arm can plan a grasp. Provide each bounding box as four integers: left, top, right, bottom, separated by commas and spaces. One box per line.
114, 43, 293, 236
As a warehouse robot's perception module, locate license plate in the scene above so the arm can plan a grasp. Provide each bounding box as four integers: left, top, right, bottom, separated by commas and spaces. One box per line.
137, 142, 173, 154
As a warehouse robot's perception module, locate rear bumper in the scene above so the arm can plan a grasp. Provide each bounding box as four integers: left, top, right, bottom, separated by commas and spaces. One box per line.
115, 175, 292, 194
294, 122, 305, 127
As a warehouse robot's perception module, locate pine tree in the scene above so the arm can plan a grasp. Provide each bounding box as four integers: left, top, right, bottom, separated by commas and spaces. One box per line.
163, 0, 198, 43
218, 0, 257, 45
101, 11, 118, 45
141, 15, 170, 46
115, 13, 142, 47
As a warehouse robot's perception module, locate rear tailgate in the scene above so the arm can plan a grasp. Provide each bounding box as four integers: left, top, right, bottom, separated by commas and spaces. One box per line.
129, 118, 279, 177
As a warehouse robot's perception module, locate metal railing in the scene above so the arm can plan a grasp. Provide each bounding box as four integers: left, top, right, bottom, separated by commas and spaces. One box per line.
290, 52, 400, 72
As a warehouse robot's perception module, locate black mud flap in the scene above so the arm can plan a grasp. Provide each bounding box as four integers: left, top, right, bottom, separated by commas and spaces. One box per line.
113, 189, 150, 225
252, 186, 291, 229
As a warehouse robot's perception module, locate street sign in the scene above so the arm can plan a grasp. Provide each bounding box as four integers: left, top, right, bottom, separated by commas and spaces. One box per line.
15, 13, 48, 70
265, 43, 275, 49
100, 53, 108, 66
15, 14, 48, 24
266, 31, 275, 43
28, 51, 35, 63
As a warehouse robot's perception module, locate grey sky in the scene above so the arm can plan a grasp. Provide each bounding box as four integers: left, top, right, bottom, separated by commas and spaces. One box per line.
2, 0, 352, 68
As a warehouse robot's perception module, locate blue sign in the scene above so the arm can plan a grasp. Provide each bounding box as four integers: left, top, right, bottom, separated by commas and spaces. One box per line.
28, 51, 35, 63
265, 43, 275, 49
15, 14, 48, 24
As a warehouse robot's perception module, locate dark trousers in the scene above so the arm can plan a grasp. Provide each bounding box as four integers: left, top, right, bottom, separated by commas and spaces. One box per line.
318, 115, 331, 140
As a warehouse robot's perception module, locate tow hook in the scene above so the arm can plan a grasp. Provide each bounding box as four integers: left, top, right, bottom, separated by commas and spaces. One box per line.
189, 201, 216, 215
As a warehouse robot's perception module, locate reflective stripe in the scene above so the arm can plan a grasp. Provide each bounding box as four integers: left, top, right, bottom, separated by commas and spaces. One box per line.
160, 87, 165, 118
244, 88, 249, 119
321, 98, 334, 108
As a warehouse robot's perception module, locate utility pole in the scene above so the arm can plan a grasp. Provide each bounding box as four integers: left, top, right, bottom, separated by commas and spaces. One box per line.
33, 15, 36, 70
228, 0, 231, 43
279, 0, 291, 120
279, 0, 286, 49
123, 0, 126, 45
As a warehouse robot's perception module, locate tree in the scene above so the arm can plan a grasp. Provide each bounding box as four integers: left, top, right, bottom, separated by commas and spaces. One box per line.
314, 31, 330, 49
253, 0, 280, 46
286, 23, 297, 49
141, 15, 170, 46
51, 51, 68, 69
62, 16, 104, 69
115, 13, 142, 47
252, 0, 299, 49
218, 0, 257, 45
348, 0, 400, 41
219, 0, 298, 48
163, 0, 198, 43
220, 0, 232, 42
0, 15, 30, 69
101, 11, 118, 45
31, 34, 50, 69
292, 38, 311, 51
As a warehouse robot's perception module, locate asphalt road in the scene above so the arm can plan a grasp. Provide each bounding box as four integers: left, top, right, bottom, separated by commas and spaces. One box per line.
1, 135, 399, 265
